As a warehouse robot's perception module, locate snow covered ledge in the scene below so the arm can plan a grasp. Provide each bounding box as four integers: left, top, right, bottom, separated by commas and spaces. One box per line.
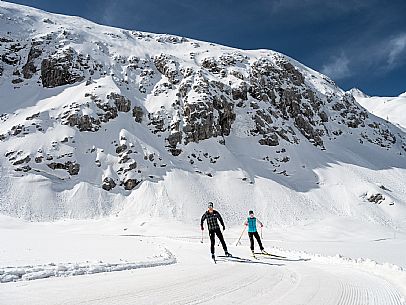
0, 248, 176, 283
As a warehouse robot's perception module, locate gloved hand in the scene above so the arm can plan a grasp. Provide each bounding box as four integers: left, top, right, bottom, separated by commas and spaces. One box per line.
222, 226, 226, 231
201, 226, 204, 231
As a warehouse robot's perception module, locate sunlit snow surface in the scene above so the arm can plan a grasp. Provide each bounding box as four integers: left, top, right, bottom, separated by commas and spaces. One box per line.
0, 2, 405, 304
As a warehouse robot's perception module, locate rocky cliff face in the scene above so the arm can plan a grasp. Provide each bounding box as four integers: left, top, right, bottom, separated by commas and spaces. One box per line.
0, 3, 405, 220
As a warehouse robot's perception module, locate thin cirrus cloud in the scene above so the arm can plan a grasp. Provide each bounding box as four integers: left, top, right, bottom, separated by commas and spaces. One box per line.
387, 33, 406, 68
321, 53, 351, 80
321, 31, 406, 82
100, 0, 121, 25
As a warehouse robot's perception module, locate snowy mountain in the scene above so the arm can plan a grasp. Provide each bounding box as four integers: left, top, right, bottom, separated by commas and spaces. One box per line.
0, 1, 406, 230
348, 87, 370, 99
354, 91, 406, 131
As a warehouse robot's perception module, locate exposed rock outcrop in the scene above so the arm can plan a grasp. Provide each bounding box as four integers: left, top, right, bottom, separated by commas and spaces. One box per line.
47, 161, 80, 175
41, 48, 84, 88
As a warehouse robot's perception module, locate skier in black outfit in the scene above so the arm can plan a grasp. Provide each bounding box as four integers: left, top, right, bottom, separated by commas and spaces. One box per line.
201, 202, 231, 259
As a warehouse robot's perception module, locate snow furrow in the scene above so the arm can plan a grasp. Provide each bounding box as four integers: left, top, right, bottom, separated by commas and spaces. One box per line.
334, 271, 403, 305
0, 249, 176, 283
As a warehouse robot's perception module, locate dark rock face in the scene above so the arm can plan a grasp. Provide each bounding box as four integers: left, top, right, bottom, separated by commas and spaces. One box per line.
116, 144, 127, 154
335, 93, 368, 129
154, 53, 181, 84
67, 162, 80, 175
60, 92, 133, 132
183, 101, 214, 143
167, 131, 182, 156
2, 52, 20, 65
47, 161, 80, 175
319, 111, 328, 122
368, 193, 384, 204
22, 46, 42, 79
132, 106, 144, 123
201, 57, 221, 73
102, 177, 116, 191
232, 82, 249, 101
213, 96, 236, 137
247, 57, 328, 147
124, 178, 141, 190
167, 132, 182, 147
259, 134, 279, 146
41, 48, 84, 88
11, 78, 23, 84
13, 156, 31, 165
294, 115, 323, 146
180, 76, 236, 145
65, 114, 99, 132
107, 92, 131, 112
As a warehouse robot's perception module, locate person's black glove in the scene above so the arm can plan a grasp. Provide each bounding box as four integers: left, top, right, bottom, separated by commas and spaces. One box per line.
222, 226, 225, 231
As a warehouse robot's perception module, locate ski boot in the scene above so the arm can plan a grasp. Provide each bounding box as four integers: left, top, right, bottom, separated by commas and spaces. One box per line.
225, 251, 232, 257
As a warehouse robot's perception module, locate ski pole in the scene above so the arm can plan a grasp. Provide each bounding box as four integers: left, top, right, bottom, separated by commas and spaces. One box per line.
235, 226, 246, 246
261, 226, 263, 239
201, 230, 204, 243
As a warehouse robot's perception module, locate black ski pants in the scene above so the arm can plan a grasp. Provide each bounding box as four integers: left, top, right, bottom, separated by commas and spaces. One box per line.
248, 231, 264, 251
209, 229, 228, 254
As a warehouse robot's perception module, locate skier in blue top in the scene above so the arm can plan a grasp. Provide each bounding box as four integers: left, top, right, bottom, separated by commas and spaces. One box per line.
244, 210, 266, 255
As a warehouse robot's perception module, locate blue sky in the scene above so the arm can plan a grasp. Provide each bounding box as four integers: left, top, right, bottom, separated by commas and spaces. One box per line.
6, 0, 406, 96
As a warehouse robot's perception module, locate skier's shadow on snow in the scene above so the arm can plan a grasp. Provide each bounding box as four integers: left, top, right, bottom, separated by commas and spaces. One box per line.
257, 256, 311, 263
216, 259, 284, 266
216, 256, 285, 266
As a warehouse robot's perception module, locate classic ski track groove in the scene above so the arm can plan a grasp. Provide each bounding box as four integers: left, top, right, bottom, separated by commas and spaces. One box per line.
335, 268, 403, 305
1, 237, 404, 305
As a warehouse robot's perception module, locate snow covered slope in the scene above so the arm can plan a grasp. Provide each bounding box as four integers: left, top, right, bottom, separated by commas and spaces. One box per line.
0, 2, 406, 232
354, 90, 406, 131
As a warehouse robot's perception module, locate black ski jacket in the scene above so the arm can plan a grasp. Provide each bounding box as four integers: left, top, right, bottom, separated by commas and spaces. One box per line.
201, 210, 225, 231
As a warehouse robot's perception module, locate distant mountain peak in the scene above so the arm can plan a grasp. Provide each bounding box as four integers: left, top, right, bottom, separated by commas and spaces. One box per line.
348, 88, 370, 99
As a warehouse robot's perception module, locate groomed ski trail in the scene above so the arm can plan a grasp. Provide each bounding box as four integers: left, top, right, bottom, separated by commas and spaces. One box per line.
0, 234, 404, 305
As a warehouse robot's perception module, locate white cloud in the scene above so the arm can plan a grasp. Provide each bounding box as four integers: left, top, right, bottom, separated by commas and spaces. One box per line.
321, 53, 351, 80
387, 33, 406, 67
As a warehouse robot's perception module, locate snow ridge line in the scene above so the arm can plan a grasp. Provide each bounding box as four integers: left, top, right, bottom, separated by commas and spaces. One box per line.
0, 249, 176, 283
270, 246, 406, 301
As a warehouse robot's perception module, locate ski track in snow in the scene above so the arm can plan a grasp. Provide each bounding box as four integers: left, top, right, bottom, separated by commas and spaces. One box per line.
336, 273, 403, 305
0, 236, 405, 305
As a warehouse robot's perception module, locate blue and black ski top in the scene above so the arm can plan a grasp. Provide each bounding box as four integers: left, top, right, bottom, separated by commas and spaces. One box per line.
245, 217, 263, 233
201, 210, 225, 231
